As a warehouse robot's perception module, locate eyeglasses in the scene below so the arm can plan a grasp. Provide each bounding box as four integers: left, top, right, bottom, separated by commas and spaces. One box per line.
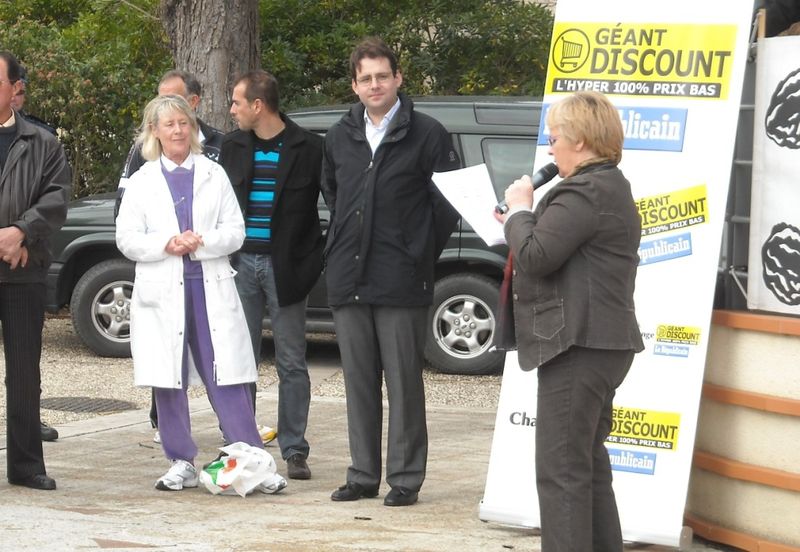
548, 135, 560, 146
355, 72, 393, 86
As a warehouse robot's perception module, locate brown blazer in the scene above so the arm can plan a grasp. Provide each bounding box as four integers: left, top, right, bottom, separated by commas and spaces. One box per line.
504, 163, 645, 370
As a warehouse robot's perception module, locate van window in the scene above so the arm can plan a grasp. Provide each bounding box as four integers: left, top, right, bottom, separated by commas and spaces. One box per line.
481, 138, 536, 199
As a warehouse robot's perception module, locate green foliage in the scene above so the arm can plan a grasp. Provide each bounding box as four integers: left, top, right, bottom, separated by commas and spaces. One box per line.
0, 0, 171, 197
260, 0, 553, 109
0, 0, 92, 27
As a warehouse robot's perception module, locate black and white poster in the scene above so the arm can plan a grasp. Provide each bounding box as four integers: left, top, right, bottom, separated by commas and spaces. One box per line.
748, 35, 800, 313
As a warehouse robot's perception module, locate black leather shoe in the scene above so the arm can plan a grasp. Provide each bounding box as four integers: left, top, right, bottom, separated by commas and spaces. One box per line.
9, 474, 57, 491
384, 486, 418, 506
331, 482, 379, 501
286, 453, 311, 480
40, 421, 58, 442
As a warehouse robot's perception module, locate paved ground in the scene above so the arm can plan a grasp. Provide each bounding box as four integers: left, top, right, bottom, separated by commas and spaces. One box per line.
0, 319, 735, 551
0, 392, 734, 552
0, 317, 501, 429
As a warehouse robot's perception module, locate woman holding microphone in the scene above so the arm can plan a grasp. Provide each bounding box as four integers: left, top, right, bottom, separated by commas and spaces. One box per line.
496, 91, 644, 551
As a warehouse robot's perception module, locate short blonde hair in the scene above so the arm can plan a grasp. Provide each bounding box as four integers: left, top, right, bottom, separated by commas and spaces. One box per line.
546, 91, 624, 165
136, 94, 202, 162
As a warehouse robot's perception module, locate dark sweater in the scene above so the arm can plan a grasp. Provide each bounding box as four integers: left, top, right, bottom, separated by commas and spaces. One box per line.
0, 124, 15, 170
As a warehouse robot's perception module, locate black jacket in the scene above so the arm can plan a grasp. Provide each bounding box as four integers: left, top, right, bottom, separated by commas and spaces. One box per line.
220, 114, 324, 307
321, 94, 460, 307
18, 111, 56, 136
0, 115, 71, 283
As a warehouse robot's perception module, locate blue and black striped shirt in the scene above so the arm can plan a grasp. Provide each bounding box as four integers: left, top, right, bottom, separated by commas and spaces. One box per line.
242, 132, 284, 253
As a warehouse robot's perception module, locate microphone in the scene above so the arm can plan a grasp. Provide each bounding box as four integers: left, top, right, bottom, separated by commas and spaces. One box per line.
495, 162, 559, 214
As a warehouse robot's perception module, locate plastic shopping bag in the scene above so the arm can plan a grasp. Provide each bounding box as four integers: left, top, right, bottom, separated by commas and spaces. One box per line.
200, 441, 286, 497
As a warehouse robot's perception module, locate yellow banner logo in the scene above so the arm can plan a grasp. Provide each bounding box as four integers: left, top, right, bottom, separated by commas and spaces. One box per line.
656, 324, 701, 345
608, 407, 681, 450
548, 23, 738, 99
637, 184, 708, 236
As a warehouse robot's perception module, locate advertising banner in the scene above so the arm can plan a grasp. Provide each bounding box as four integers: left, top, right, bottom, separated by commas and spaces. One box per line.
479, 0, 754, 548
747, 35, 800, 313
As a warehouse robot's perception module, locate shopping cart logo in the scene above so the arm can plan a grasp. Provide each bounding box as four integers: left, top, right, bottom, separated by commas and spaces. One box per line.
552, 29, 591, 73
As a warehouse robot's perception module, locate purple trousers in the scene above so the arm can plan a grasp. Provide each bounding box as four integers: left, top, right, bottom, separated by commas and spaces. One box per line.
154, 277, 262, 463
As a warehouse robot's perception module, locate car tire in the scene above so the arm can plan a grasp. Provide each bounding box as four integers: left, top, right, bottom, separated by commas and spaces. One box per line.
70, 258, 134, 357
425, 273, 504, 375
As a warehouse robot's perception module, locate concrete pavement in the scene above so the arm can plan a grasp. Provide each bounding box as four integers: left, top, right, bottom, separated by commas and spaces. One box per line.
0, 364, 731, 552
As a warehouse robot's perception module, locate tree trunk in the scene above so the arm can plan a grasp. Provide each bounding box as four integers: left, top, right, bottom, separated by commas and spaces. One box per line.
160, 0, 260, 131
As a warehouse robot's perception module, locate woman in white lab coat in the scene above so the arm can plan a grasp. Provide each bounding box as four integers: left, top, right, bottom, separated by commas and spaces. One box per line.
116, 94, 284, 493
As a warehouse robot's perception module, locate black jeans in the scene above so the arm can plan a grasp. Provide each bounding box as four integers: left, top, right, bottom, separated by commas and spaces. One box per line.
1, 282, 47, 480
535, 346, 634, 552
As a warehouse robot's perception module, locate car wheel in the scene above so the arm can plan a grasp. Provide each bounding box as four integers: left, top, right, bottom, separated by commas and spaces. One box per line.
425, 273, 504, 375
70, 258, 134, 357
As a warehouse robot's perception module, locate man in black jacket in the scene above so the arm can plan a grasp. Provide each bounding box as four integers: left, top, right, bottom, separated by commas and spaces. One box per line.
221, 70, 324, 480
9, 63, 60, 442
322, 37, 460, 507
0, 51, 71, 491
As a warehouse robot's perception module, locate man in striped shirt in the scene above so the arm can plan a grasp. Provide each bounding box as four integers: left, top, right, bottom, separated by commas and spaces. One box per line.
220, 71, 324, 481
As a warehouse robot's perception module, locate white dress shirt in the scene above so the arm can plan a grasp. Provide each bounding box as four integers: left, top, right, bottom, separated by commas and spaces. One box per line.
364, 98, 401, 155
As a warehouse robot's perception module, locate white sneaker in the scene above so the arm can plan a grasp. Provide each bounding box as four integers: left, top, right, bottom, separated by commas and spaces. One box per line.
153, 430, 161, 444
155, 460, 198, 491
258, 425, 277, 444
256, 473, 287, 494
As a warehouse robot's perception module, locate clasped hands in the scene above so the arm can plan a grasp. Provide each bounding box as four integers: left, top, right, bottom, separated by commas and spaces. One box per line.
493, 174, 534, 224
0, 226, 28, 270
165, 230, 204, 256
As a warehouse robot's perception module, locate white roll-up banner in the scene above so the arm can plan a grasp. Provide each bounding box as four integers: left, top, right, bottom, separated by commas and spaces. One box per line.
479, 0, 754, 548
747, 35, 800, 313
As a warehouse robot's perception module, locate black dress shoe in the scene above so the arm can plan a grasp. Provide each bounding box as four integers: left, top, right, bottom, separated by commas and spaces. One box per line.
330, 481, 379, 501
384, 486, 418, 506
40, 421, 58, 442
9, 474, 57, 490
286, 453, 311, 480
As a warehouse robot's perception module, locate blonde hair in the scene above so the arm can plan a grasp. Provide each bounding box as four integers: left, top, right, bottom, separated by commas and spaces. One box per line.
546, 91, 624, 165
136, 94, 202, 162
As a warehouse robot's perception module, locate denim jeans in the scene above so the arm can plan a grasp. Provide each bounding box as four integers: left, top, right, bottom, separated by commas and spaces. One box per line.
234, 252, 310, 460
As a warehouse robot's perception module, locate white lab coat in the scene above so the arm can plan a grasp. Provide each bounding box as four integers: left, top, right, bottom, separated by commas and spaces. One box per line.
115, 154, 256, 388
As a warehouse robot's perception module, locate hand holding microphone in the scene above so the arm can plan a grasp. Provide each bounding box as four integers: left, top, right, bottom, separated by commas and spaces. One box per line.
495, 162, 559, 215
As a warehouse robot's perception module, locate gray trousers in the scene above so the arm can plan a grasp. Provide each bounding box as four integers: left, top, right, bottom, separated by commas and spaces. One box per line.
535, 346, 634, 552
332, 304, 428, 492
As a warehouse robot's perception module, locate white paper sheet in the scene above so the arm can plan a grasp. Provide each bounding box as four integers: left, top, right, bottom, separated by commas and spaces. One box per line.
432, 164, 506, 246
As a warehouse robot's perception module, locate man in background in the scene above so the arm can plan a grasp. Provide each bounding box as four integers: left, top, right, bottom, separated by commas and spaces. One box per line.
10, 65, 56, 137
119, 69, 223, 190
